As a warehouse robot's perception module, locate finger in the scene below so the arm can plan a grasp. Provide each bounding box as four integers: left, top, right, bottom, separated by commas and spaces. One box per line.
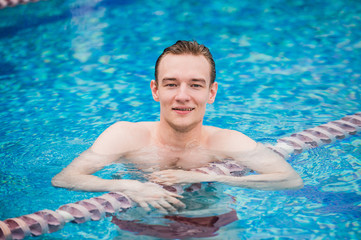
153, 174, 174, 180
158, 199, 178, 212
148, 201, 168, 214
149, 179, 168, 185
149, 175, 172, 182
137, 201, 151, 212
158, 181, 174, 186
167, 192, 183, 198
148, 176, 159, 182
165, 196, 186, 209
148, 174, 158, 180
151, 171, 165, 177
153, 170, 177, 177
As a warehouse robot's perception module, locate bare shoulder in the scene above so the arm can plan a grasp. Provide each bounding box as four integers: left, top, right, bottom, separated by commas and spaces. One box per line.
91, 121, 153, 155
205, 126, 257, 152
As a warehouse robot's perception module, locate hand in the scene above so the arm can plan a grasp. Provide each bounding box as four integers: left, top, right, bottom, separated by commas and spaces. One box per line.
149, 169, 212, 186
122, 182, 185, 213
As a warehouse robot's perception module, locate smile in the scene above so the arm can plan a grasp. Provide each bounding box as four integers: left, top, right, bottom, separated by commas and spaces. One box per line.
172, 107, 195, 111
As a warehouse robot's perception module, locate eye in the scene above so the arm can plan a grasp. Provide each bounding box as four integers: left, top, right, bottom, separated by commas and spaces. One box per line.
191, 84, 203, 88
165, 84, 177, 87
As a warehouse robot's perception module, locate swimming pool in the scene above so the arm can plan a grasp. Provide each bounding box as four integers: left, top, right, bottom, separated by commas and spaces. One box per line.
1, 0, 360, 239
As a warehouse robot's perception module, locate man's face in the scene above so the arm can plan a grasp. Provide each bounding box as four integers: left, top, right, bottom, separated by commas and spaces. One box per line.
151, 54, 218, 132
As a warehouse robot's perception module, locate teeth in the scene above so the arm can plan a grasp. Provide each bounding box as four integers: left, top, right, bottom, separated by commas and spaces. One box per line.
174, 108, 193, 111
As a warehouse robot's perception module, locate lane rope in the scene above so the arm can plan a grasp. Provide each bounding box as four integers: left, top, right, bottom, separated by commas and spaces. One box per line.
0, 0, 40, 9
1, 112, 360, 240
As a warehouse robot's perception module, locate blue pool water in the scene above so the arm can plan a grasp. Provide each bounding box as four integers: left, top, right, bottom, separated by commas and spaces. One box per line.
1, 0, 361, 239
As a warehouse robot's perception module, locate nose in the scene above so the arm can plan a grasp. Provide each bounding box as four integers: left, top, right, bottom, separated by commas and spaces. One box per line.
175, 84, 191, 102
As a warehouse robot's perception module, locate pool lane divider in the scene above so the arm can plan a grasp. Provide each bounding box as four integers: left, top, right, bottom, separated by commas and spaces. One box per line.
268, 112, 361, 158
1, 112, 360, 240
0, 0, 40, 9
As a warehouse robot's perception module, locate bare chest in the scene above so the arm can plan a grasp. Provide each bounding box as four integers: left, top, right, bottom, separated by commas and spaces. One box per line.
124, 146, 221, 171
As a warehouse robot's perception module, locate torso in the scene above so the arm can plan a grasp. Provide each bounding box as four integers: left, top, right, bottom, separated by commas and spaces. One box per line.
117, 122, 229, 171
92, 121, 256, 171
123, 144, 224, 171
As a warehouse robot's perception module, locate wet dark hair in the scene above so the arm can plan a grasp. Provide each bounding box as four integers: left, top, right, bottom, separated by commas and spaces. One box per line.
155, 40, 216, 85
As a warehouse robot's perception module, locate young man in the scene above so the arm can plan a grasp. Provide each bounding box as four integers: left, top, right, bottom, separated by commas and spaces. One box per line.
52, 40, 303, 213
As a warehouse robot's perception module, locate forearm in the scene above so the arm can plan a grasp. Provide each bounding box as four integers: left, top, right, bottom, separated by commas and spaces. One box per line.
51, 172, 141, 193
151, 168, 302, 191
209, 172, 303, 190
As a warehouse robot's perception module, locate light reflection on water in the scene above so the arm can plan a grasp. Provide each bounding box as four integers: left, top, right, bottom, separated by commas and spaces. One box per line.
0, 0, 360, 239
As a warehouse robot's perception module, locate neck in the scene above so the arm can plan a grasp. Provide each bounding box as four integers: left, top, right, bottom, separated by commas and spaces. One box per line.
155, 120, 205, 149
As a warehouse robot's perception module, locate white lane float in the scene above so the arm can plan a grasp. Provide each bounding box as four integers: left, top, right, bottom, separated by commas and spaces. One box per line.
1, 112, 360, 240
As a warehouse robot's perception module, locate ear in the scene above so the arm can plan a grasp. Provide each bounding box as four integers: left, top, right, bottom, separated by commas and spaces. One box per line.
150, 80, 160, 102
207, 82, 218, 104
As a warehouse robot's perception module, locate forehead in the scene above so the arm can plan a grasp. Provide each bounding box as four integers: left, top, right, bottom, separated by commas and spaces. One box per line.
158, 54, 211, 81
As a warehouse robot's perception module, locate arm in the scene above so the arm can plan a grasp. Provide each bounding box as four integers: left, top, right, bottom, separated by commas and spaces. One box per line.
52, 122, 184, 213
151, 146, 303, 190
225, 143, 303, 190
51, 148, 145, 193
150, 130, 303, 190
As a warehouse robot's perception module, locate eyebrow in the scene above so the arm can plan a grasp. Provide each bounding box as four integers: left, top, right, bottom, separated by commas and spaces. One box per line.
162, 78, 177, 82
190, 78, 207, 84
161, 78, 207, 85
